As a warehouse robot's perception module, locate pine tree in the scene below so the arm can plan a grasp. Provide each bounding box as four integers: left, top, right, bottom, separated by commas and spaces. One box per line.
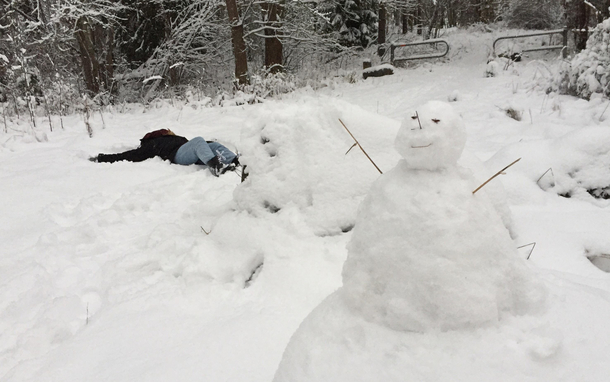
320, 0, 379, 48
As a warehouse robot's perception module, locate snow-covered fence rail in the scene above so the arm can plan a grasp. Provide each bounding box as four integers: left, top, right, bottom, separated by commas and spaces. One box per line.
492, 28, 568, 59
390, 39, 450, 66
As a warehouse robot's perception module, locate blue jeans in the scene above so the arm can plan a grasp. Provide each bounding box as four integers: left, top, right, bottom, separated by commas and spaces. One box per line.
174, 137, 236, 166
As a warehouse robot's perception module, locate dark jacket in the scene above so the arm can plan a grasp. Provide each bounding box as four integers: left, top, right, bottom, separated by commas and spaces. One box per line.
96, 135, 189, 163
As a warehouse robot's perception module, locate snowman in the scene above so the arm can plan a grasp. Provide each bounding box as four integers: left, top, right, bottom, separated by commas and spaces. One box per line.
340, 100, 545, 332
273, 100, 546, 381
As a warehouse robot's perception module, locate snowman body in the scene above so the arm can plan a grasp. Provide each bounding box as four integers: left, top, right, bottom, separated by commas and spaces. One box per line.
342, 101, 541, 332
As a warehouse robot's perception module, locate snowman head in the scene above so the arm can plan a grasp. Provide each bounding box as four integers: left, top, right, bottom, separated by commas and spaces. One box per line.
394, 100, 466, 171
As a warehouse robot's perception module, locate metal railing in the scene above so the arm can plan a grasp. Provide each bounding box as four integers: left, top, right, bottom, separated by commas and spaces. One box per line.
492, 28, 568, 59
390, 39, 450, 65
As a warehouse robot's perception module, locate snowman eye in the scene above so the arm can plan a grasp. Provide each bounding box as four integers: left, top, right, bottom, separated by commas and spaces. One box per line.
411, 112, 423, 129
432, 119, 440, 123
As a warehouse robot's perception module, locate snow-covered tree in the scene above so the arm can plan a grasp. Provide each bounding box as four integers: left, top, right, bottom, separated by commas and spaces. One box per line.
51, 0, 128, 95
319, 0, 380, 48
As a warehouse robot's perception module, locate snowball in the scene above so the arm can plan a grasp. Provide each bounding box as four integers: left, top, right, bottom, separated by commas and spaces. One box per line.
394, 100, 466, 171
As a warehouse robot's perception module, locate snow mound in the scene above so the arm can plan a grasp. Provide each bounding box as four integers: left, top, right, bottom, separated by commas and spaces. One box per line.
273, 282, 610, 382
233, 96, 398, 236
487, 125, 610, 205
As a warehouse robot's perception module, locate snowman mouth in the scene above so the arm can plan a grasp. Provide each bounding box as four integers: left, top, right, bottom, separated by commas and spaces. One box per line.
411, 143, 433, 149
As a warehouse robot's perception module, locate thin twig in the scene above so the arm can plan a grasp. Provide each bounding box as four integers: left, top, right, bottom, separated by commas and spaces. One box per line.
99, 110, 106, 129
338, 119, 383, 174
472, 158, 521, 194
241, 165, 248, 183
345, 142, 357, 155
43, 95, 53, 132
536, 168, 554, 185
201, 226, 210, 235
518, 242, 537, 260
1, 104, 6, 133
540, 94, 548, 114
600, 101, 610, 121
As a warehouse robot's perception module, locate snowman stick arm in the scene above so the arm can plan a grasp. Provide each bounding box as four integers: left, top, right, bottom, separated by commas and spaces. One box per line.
472, 157, 521, 194
339, 119, 383, 174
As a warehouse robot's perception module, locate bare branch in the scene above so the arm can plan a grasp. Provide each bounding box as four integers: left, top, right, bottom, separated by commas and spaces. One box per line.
472, 158, 521, 194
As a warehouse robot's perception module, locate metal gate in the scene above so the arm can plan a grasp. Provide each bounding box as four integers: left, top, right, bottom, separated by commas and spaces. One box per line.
492, 28, 568, 59
390, 39, 450, 66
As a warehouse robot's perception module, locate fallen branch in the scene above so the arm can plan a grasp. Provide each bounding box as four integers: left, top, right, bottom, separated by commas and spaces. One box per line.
339, 119, 383, 174
472, 158, 521, 194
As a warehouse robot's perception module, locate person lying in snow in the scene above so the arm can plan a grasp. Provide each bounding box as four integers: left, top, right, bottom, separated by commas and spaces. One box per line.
89, 129, 239, 177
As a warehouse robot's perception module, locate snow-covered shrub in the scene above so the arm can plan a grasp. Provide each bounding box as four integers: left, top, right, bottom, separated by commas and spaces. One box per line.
559, 19, 610, 99
240, 71, 298, 99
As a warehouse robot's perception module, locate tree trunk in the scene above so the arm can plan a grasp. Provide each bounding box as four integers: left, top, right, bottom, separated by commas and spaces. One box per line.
378, 3, 387, 44
75, 17, 101, 94
426, 3, 439, 40
75, 17, 115, 96
262, 0, 283, 73
576, 0, 590, 51
226, 0, 249, 85
96, 23, 114, 92
416, 3, 422, 35
448, 7, 456, 27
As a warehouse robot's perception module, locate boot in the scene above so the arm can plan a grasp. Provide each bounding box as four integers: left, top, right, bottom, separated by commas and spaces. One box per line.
206, 156, 228, 177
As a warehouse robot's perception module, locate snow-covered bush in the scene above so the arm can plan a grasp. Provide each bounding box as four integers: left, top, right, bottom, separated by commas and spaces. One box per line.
240, 71, 298, 99
558, 19, 610, 99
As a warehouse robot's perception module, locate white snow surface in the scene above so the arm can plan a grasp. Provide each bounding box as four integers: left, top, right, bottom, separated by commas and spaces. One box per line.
2, 29, 610, 381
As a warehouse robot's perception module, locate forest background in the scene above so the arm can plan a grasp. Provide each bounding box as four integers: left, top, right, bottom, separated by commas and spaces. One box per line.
0, 0, 604, 118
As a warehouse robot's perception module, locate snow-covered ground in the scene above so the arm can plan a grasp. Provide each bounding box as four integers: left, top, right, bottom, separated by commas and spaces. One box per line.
2, 29, 610, 381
